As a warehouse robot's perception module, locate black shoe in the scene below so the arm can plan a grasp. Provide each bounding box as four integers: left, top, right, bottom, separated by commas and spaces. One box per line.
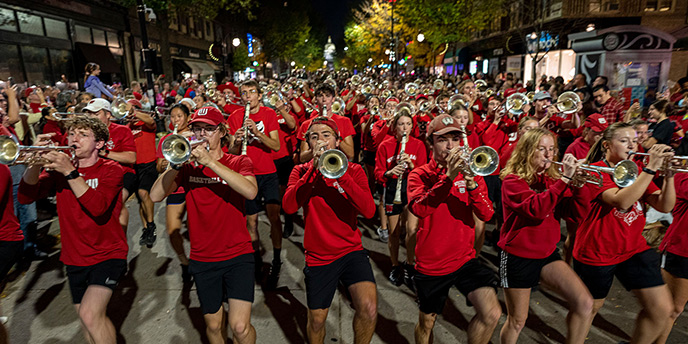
267, 261, 282, 288
139, 227, 149, 246
25, 248, 48, 261
282, 219, 294, 238
389, 265, 403, 286
181, 264, 192, 283
145, 223, 157, 248
403, 263, 417, 292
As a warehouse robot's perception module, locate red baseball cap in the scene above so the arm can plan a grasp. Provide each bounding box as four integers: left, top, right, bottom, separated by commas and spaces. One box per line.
133, 91, 143, 100
24, 87, 36, 98
307, 116, 340, 138
189, 106, 225, 126
427, 114, 463, 137
503, 88, 517, 98
416, 94, 428, 101
584, 113, 608, 132
217, 82, 239, 96
127, 99, 143, 109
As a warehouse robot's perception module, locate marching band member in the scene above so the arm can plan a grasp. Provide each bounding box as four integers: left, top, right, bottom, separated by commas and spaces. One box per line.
227, 80, 283, 286
359, 95, 382, 193
19, 117, 128, 344
374, 111, 427, 287
0, 163, 22, 343
271, 95, 297, 238
499, 117, 539, 170
283, 117, 377, 344
574, 122, 675, 343
150, 107, 258, 344
83, 99, 137, 234
498, 128, 593, 343
408, 114, 500, 344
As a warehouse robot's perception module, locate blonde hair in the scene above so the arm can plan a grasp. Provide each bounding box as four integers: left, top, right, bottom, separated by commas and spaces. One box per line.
500, 127, 561, 184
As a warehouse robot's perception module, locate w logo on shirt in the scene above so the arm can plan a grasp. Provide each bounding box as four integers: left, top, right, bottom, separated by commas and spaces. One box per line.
85, 178, 98, 189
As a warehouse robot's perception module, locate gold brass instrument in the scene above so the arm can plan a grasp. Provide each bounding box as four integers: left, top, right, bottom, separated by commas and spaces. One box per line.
262, 91, 284, 109
369, 105, 381, 119
453, 128, 500, 177
360, 83, 374, 97
381, 89, 392, 100
380, 80, 390, 90
324, 78, 337, 91
241, 103, 250, 155
393, 133, 408, 204
475, 79, 488, 90
420, 85, 433, 96
628, 151, 688, 174
526, 92, 535, 103
351, 74, 362, 87
331, 97, 346, 114
448, 94, 469, 112
204, 77, 218, 98
160, 134, 208, 165
506, 93, 529, 115
280, 83, 293, 94
0, 135, 75, 165
394, 102, 416, 117
548, 159, 638, 187
484, 89, 494, 97
404, 82, 419, 97
419, 100, 434, 113
433, 79, 444, 90
549, 91, 581, 115
318, 149, 348, 179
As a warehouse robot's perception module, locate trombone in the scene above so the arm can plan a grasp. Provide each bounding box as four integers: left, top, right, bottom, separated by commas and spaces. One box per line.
51, 112, 86, 121
0, 135, 75, 165
160, 134, 208, 165
547, 159, 638, 187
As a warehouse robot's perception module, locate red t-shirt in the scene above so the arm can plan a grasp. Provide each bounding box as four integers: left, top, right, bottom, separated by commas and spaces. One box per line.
18, 159, 127, 266
227, 106, 279, 175
659, 173, 688, 257
408, 159, 494, 275
42, 120, 65, 146
374, 135, 427, 185
565, 137, 592, 160
0, 165, 22, 242
106, 122, 136, 174
500, 174, 586, 259
296, 113, 355, 142
174, 154, 255, 262
272, 112, 297, 160
129, 121, 157, 164
283, 161, 375, 266
573, 160, 659, 265
223, 103, 243, 117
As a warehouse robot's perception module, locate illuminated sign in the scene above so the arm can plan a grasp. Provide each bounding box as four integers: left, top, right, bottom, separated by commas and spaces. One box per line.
247, 33, 254, 57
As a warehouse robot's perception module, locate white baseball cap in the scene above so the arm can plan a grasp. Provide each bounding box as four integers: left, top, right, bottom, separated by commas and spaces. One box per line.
83, 98, 112, 113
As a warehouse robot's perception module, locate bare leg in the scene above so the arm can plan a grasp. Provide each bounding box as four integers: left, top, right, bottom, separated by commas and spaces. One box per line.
228, 299, 256, 344
387, 214, 401, 266
137, 189, 155, 224
563, 221, 577, 265
75, 285, 116, 344
656, 270, 688, 344
348, 281, 378, 344
415, 311, 437, 344
119, 189, 130, 233
266, 203, 282, 250
377, 201, 387, 231
466, 287, 501, 344
246, 214, 260, 251
630, 285, 673, 344
203, 306, 227, 344
499, 287, 531, 344
405, 209, 418, 265
307, 308, 329, 344
473, 213, 485, 256
165, 203, 188, 265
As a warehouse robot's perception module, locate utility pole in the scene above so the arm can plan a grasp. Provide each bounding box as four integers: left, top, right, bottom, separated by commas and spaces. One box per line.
136, 0, 156, 110
390, 0, 396, 76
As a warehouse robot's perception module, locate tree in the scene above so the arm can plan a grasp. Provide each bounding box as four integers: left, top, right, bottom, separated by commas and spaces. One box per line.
292, 37, 324, 71
118, 0, 256, 82
251, 0, 311, 72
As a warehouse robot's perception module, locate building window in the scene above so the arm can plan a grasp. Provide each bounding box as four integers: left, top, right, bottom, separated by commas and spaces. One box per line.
44, 18, 68, 40
17, 12, 43, 35
590, 0, 619, 12
0, 8, 17, 32
22, 46, 51, 85
92, 29, 106, 46
107, 31, 120, 48
169, 10, 178, 31
645, 0, 672, 11
49, 49, 73, 82
547, 0, 563, 18
75, 25, 91, 43
188, 17, 195, 37
0, 44, 24, 83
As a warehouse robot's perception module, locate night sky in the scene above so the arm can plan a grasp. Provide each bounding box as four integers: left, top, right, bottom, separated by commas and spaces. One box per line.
310, 0, 363, 45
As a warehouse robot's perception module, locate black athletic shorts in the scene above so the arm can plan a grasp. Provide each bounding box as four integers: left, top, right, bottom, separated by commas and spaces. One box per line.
0, 240, 23, 282
304, 250, 376, 310
662, 251, 688, 280
123, 172, 137, 196
274, 155, 295, 186
66, 259, 127, 304
246, 173, 281, 215
499, 250, 561, 289
384, 177, 407, 216
362, 150, 376, 166
189, 253, 255, 314
483, 175, 502, 219
166, 192, 186, 205
574, 249, 664, 299
414, 259, 498, 315
134, 161, 158, 192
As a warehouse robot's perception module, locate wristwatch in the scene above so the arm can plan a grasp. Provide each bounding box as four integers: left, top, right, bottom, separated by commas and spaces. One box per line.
64, 169, 80, 180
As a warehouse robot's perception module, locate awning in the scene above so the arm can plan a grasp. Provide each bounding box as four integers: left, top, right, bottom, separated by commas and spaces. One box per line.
75, 43, 121, 74
183, 60, 217, 77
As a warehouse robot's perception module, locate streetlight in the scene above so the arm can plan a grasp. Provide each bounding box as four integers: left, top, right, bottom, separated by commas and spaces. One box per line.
367, 58, 373, 63
385, 49, 390, 55
344, 47, 349, 51
417, 33, 425, 42
232, 38, 241, 47
290, 61, 296, 67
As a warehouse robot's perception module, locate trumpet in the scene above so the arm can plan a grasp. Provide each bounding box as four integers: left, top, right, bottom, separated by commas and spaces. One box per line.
628, 151, 688, 174
0, 135, 75, 165
360, 83, 375, 97
548, 159, 638, 188
404, 82, 419, 97
547, 91, 581, 115
381, 89, 392, 100
51, 112, 86, 121
110, 98, 155, 122
331, 97, 346, 114
280, 83, 293, 94
433, 79, 444, 90
419, 100, 434, 113
262, 91, 285, 109
526, 91, 535, 103
393, 133, 408, 204
505, 93, 529, 115
318, 149, 348, 179
204, 77, 218, 98
160, 134, 208, 165
449, 143, 500, 177
350, 74, 362, 87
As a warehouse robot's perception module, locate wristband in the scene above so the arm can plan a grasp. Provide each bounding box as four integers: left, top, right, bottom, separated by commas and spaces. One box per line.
64, 169, 80, 180
561, 175, 572, 181
466, 182, 478, 191
642, 167, 657, 175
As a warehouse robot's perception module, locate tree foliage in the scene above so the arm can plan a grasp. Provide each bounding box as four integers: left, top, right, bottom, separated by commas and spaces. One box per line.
252, 0, 311, 64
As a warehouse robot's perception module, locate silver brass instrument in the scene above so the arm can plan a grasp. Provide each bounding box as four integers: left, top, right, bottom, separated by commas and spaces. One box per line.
393, 133, 408, 204
506, 93, 529, 115
629, 151, 688, 174
404, 82, 419, 97
448, 94, 469, 112
262, 91, 284, 109
204, 77, 218, 98
465, 146, 500, 176
475, 79, 488, 90
350, 74, 362, 87
394, 102, 416, 117
0, 135, 75, 165
419, 100, 434, 113
318, 149, 348, 179
280, 83, 293, 94
51, 112, 86, 121
548, 159, 638, 187
111, 98, 154, 122
160, 134, 208, 165
549, 91, 581, 115
331, 97, 346, 114
360, 83, 374, 97
433, 79, 444, 90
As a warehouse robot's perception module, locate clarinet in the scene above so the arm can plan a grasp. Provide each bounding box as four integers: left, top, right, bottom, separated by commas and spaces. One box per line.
393, 133, 408, 205
241, 103, 250, 155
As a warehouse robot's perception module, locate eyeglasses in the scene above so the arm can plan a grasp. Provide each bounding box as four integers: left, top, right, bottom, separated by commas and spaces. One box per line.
192, 126, 219, 135
241, 89, 258, 96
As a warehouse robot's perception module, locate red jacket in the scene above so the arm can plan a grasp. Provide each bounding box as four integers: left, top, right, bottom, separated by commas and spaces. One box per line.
0, 165, 21, 242
408, 159, 494, 275
374, 135, 427, 185
283, 161, 375, 266
660, 173, 688, 257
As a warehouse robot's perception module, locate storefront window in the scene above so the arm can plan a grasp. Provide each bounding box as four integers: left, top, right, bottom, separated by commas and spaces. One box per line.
75, 25, 91, 43
92, 29, 106, 46
645, 0, 672, 11
107, 31, 120, 48
44, 18, 68, 40
49, 49, 73, 82
22, 46, 51, 85
0, 44, 24, 83
17, 12, 43, 36
0, 8, 17, 32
